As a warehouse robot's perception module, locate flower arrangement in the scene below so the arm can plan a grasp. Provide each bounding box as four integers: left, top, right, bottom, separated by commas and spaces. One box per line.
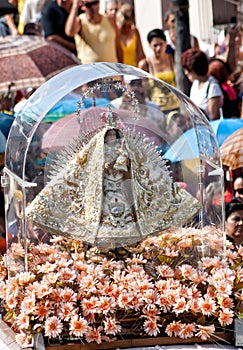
0, 226, 242, 348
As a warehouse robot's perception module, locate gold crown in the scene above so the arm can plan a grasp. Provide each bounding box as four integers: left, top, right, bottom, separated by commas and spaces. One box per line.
100, 105, 118, 126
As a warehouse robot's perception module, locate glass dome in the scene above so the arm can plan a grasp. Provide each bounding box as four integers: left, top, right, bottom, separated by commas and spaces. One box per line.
3, 62, 225, 270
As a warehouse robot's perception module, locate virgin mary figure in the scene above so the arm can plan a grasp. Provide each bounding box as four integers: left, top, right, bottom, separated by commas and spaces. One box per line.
26, 106, 200, 248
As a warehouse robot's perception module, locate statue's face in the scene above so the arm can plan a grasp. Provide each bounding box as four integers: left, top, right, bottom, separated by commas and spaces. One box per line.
105, 129, 117, 143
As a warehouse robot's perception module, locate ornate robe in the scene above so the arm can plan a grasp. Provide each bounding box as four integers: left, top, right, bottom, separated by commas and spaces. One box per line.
26, 126, 200, 248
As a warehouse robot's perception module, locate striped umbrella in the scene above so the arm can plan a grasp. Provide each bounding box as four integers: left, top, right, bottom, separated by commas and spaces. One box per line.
220, 128, 243, 169
0, 35, 80, 94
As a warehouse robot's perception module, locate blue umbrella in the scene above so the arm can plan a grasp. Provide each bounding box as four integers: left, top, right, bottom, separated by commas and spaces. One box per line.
210, 118, 243, 147
0, 112, 14, 139
164, 118, 243, 162
0, 129, 6, 154
163, 126, 215, 162
42, 93, 110, 123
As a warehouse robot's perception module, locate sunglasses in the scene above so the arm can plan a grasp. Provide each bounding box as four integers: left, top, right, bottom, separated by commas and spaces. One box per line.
83, 0, 99, 8
235, 188, 243, 195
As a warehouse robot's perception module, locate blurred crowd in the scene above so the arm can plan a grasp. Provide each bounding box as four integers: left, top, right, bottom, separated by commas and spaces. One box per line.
1, 0, 243, 118
0, 0, 243, 251
1, 0, 243, 116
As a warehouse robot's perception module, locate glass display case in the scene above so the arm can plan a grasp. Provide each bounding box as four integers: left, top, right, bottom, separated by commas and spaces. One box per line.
3, 62, 225, 269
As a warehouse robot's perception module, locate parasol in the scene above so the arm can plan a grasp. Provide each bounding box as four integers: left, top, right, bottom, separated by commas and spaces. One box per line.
0, 112, 14, 138
164, 118, 243, 162
210, 118, 243, 147
42, 94, 110, 123
220, 127, 243, 170
41, 106, 162, 151
0, 129, 7, 153
0, 35, 80, 94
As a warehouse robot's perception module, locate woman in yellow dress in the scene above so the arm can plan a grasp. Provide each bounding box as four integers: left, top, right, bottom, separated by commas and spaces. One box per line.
116, 3, 145, 67
138, 28, 180, 113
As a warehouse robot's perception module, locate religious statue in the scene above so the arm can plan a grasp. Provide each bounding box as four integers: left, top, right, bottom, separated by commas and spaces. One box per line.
26, 82, 200, 248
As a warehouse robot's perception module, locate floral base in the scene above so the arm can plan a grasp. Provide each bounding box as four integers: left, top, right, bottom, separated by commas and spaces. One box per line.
45, 333, 234, 350
1, 228, 242, 349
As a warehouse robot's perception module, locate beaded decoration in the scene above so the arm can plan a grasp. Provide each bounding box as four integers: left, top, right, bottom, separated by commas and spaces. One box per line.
76, 78, 140, 125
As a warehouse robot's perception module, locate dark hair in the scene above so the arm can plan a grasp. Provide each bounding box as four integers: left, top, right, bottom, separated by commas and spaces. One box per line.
181, 48, 209, 76
104, 128, 121, 141
147, 28, 166, 43
225, 199, 243, 220
208, 58, 231, 83
24, 22, 42, 36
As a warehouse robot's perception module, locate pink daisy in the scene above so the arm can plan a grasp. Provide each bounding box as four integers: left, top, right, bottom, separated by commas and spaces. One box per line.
173, 297, 188, 314
165, 320, 182, 337
34, 300, 51, 320
218, 308, 234, 326
143, 318, 160, 336
196, 324, 215, 340
44, 316, 63, 338
58, 302, 77, 321
179, 323, 196, 339
97, 296, 115, 314
15, 313, 30, 330
69, 315, 88, 337
18, 272, 35, 286
60, 287, 77, 303
103, 317, 122, 335
85, 326, 102, 344
59, 268, 76, 282
81, 296, 98, 315
198, 295, 216, 316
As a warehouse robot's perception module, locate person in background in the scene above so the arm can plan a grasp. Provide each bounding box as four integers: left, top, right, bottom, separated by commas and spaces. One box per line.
214, 17, 242, 73
1, 3, 19, 36
41, 0, 77, 54
138, 28, 179, 114
225, 199, 243, 246
208, 58, 240, 118
166, 110, 190, 143
104, 0, 120, 29
233, 177, 243, 202
204, 181, 223, 227
181, 48, 223, 120
18, 0, 50, 34
104, 0, 122, 62
1, 0, 24, 36
65, 0, 120, 63
116, 3, 145, 66
163, 9, 199, 56
111, 75, 168, 154
111, 75, 164, 130
23, 21, 42, 35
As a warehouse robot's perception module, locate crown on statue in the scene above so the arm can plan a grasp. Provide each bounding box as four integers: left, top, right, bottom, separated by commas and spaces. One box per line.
76, 78, 140, 123
100, 104, 118, 127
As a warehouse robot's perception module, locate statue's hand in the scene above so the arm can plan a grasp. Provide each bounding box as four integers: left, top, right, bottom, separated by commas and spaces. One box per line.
104, 162, 111, 169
